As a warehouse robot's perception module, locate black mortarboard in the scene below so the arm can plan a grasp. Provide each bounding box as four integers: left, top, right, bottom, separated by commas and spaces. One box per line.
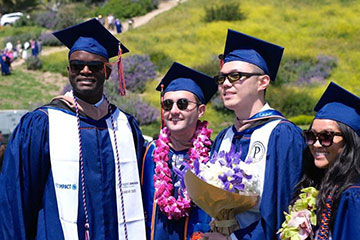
156, 62, 218, 104
222, 29, 284, 81
53, 18, 129, 60
314, 82, 360, 136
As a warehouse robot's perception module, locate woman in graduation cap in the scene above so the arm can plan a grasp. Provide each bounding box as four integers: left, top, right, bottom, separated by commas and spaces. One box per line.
0, 19, 146, 240
284, 82, 360, 240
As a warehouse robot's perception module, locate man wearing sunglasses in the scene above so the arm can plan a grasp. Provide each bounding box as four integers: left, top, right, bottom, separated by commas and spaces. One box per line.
204, 30, 305, 240
141, 62, 218, 240
0, 19, 146, 239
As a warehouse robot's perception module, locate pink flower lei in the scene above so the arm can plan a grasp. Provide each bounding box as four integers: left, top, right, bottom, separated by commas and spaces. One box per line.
153, 120, 212, 220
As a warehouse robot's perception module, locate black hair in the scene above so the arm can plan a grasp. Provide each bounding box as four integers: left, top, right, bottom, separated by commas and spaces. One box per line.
291, 121, 360, 229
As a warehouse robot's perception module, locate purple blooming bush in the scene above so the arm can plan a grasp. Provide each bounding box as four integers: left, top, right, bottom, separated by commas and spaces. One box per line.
114, 94, 159, 125
39, 32, 61, 46
33, 11, 57, 29
276, 55, 337, 86
296, 55, 337, 85
109, 54, 157, 93
104, 79, 159, 126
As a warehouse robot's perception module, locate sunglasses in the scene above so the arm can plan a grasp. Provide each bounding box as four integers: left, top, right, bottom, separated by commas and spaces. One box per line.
214, 72, 263, 85
69, 60, 105, 73
303, 130, 343, 147
162, 98, 200, 111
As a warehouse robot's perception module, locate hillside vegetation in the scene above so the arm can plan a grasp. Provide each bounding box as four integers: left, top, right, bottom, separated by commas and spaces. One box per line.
121, 0, 360, 135
2, 0, 360, 137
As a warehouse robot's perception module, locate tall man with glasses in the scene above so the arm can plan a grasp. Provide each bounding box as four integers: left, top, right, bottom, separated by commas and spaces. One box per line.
141, 62, 218, 240
0, 19, 146, 239
203, 30, 305, 240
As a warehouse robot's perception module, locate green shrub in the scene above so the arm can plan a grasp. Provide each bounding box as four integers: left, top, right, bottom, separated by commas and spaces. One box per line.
32, 3, 92, 30
26, 56, 42, 70
40, 51, 68, 76
54, 5, 83, 30
4, 33, 36, 48
149, 51, 173, 73
204, 1, 246, 22
97, 0, 159, 19
267, 86, 316, 117
12, 14, 34, 27
0, 26, 42, 39
289, 115, 314, 127
2, 26, 43, 47
193, 55, 221, 77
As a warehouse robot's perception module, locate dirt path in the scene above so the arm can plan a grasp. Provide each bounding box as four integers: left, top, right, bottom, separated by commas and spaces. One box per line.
11, 0, 182, 69
121, 0, 181, 31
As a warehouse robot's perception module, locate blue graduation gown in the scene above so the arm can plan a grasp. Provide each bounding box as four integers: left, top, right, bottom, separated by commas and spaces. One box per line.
331, 185, 360, 239
141, 141, 211, 240
211, 118, 305, 240
0, 54, 10, 75
0, 103, 145, 240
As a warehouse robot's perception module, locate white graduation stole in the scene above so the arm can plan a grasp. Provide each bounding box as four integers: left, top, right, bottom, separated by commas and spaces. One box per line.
48, 108, 146, 240
218, 119, 281, 228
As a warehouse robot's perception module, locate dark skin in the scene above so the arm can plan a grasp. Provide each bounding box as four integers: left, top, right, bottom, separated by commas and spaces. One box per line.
67, 50, 111, 104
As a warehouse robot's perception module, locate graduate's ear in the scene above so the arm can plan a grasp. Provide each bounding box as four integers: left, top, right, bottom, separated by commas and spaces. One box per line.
67, 65, 70, 76
257, 74, 270, 92
198, 104, 206, 118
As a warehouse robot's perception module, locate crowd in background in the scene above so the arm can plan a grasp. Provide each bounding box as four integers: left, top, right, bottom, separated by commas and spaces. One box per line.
0, 38, 41, 76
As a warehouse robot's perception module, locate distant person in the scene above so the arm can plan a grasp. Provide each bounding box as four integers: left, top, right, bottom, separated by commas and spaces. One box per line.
30, 39, 39, 56
107, 14, 115, 31
4, 49, 13, 67
115, 18, 123, 33
97, 14, 105, 25
37, 38, 43, 53
128, 18, 134, 30
5, 42, 13, 52
16, 40, 23, 58
22, 41, 30, 59
0, 52, 11, 75
0, 131, 5, 171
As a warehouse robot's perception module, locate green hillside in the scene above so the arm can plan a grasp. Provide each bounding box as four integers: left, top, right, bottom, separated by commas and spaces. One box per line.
2, 0, 360, 137
119, 0, 360, 135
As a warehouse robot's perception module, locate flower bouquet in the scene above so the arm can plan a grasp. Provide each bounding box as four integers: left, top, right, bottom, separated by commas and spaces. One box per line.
277, 187, 318, 240
182, 146, 260, 236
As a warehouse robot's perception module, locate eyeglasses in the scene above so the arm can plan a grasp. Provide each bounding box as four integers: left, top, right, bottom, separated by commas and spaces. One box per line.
162, 98, 200, 111
303, 130, 343, 147
69, 60, 105, 73
213, 72, 263, 85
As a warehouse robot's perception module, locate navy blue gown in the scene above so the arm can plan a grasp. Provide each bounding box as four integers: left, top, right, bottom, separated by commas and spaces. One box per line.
331, 184, 360, 239
211, 112, 305, 240
141, 141, 211, 240
0, 101, 145, 240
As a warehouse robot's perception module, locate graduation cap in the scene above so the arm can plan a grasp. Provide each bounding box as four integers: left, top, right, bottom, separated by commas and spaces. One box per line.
156, 62, 218, 104
221, 29, 284, 81
53, 18, 129, 60
53, 18, 129, 95
314, 82, 360, 136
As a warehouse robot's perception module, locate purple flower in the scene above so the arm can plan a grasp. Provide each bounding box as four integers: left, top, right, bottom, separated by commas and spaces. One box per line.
193, 159, 200, 175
